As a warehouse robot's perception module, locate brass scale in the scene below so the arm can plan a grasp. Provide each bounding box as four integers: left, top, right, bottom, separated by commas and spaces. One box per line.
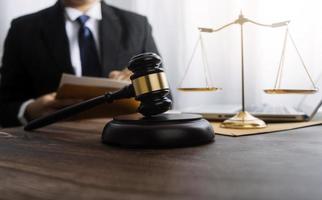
178, 12, 319, 129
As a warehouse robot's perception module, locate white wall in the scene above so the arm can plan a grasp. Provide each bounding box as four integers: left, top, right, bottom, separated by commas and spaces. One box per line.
130, 0, 322, 109
1, 0, 322, 110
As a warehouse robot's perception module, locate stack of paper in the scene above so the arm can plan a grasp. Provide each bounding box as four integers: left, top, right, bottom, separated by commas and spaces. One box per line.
56, 74, 139, 119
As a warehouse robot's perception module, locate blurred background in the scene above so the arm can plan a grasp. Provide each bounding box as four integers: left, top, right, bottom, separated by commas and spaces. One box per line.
1, 0, 322, 110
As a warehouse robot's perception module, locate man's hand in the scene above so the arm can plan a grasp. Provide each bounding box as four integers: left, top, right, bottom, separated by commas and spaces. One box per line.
25, 93, 82, 121
109, 68, 132, 81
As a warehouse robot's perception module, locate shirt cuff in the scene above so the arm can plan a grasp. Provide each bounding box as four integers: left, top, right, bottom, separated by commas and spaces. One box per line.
18, 99, 35, 125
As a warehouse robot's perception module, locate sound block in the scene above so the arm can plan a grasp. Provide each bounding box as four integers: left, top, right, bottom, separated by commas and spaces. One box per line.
102, 113, 215, 148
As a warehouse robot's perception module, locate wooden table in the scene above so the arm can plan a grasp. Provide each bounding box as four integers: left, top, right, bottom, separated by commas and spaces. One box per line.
1, 119, 322, 200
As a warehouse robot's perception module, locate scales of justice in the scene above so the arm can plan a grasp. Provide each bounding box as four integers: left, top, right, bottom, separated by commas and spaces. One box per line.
178, 12, 319, 129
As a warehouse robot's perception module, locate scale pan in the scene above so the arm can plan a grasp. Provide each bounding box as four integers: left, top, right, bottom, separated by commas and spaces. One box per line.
177, 87, 221, 92
264, 88, 318, 94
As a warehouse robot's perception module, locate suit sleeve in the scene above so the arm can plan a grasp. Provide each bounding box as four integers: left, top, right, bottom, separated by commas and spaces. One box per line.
0, 20, 33, 127
142, 17, 159, 54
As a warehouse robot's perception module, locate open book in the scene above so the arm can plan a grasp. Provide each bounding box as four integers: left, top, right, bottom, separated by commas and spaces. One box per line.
56, 74, 139, 119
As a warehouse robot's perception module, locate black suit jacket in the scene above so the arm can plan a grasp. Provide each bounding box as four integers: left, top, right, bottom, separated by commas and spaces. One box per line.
0, 1, 159, 127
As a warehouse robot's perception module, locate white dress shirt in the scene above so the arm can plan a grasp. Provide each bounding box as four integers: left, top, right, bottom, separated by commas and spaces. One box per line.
18, 1, 102, 125
65, 1, 102, 77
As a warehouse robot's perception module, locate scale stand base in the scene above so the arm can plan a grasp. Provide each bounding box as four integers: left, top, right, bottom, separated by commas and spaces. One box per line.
221, 111, 267, 129
102, 113, 215, 148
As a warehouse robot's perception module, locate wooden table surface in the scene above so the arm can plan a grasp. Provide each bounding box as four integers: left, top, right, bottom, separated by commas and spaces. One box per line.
1, 119, 322, 200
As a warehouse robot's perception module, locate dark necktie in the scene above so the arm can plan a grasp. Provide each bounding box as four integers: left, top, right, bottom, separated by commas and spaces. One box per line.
77, 15, 101, 77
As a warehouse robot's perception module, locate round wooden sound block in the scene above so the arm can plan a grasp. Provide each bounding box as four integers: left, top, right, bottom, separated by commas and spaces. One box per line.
102, 113, 215, 148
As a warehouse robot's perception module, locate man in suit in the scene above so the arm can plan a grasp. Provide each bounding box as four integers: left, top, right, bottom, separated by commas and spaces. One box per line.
0, 0, 159, 127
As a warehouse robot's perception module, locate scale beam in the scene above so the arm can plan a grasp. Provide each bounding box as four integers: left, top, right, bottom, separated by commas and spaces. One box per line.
199, 13, 290, 33
199, 22, 235, 33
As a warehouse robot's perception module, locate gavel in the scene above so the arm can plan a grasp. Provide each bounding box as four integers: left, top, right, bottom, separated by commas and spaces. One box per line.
25, 53, 172, 131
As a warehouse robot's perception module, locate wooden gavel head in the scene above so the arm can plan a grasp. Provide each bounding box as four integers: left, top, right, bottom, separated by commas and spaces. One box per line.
128, 53, 172, 117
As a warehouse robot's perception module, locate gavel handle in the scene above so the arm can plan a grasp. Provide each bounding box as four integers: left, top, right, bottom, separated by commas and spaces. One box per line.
24, 94, 109, 131
24, 85, 136, 131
